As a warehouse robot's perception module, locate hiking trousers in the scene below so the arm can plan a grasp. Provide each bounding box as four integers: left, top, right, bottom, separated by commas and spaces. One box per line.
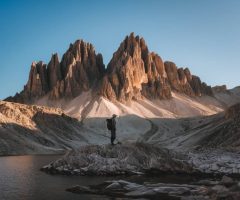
111, 129, 116, 144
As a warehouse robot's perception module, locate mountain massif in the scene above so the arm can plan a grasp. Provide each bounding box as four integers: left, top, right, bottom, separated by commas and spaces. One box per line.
0, 33, 240, 158
6, 33, 213, 104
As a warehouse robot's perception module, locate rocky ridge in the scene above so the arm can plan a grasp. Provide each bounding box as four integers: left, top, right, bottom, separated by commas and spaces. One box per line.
0, 100, 91, 155
7, 33, 212, 104
100, 33, 213, 102
212, 85, 228, 93
7, 40, 105, 103
198, 103, 240, 150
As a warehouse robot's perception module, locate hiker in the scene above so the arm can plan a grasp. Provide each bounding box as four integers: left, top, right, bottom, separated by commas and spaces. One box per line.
106, 114, 117, 145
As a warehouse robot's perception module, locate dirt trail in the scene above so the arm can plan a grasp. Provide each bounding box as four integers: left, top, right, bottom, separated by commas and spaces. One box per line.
137, 119, 159, 143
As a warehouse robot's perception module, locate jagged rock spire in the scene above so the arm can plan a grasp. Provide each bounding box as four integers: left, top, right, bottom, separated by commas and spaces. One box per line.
6, 33, 212, 104
7, 39, 105, 103
100, 33, 212, 102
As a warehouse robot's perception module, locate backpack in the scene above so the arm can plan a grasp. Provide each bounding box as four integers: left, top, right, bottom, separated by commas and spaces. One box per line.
106, 118, 113, 130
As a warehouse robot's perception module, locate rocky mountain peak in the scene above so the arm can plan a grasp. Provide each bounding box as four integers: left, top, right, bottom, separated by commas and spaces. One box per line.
6, 33, 213, 104
100, 33, 212, 102
101, 33, 150, 102
56, 39, 105, 98
7, 39, 105, 103
25, 61, 49, 98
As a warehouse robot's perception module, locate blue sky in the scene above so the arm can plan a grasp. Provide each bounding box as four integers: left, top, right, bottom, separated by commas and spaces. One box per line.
0, 0, 240, 99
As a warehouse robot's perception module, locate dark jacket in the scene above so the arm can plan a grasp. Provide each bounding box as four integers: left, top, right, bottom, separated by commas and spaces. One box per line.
111, 117, 116, 130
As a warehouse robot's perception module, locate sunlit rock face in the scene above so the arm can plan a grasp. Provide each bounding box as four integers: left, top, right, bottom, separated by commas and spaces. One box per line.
100, 33, 172, 102
164, 62, 213, 97
6, 40, 105, 103
6, 33, 213, 104
53, 40, 105, 99
8, 61, 49, 103
100, 33, 212, 102
47, 53, 62, 91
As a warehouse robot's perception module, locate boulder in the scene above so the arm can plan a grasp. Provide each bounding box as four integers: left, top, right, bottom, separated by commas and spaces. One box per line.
220, 175, 235, 186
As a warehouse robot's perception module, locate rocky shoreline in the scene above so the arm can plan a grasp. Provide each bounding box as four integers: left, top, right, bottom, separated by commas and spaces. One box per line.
41, 143, 196, 176
40, 143, 240, 199
41, 143, 240, 177
66, 176, 240, 200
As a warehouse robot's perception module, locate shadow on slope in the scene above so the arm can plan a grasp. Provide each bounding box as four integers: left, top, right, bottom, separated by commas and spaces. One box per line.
0, 112, 89, 155
1, 103, 240, 156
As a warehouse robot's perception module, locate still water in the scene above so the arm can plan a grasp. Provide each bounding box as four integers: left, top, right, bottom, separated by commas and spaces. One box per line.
0, 155, 115, 200
0, 155, 203, 200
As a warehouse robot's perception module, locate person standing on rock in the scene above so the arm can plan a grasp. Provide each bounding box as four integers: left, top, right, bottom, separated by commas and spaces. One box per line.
106, 114, 117, 145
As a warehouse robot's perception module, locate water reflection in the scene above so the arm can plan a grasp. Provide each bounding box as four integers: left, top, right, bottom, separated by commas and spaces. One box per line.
1, 156, 35, 200
0, 155, 112, 200
0, 155, 216, 200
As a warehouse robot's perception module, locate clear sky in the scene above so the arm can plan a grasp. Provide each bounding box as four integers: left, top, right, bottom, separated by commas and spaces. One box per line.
0, 0, 240, 99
